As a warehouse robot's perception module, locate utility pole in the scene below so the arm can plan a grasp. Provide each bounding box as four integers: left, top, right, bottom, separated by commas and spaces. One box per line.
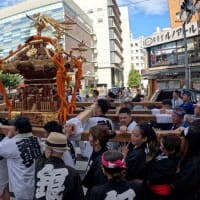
179, 0, 195, 89
182, 23, 190, 89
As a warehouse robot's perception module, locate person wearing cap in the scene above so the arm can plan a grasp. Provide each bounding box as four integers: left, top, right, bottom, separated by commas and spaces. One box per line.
184, 102, 200, 123
87, 150, 144, 200
0, 116, 42, 200
180, 90, 194, 115
36, 120, 76, 169
170, 108, 189, 130
35, 132, 84, 200
171, 90, 183, 109
171, 119, 200, 200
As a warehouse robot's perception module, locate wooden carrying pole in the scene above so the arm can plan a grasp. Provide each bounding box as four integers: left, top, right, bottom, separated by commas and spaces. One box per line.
0, 104, 96, 138
0, 126, 181, 143
0, 104, 180, 142
76, 101, 162, 108
68, 113, 156, 123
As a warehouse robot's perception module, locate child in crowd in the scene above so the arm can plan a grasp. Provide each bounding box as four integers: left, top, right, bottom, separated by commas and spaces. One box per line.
145, 134, 181, 200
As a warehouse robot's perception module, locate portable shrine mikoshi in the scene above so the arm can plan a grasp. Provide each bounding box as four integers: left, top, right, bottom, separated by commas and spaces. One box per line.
0, 13, 84, 126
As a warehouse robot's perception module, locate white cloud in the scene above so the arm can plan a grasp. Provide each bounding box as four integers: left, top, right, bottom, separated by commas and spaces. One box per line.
117, 0, 168, 15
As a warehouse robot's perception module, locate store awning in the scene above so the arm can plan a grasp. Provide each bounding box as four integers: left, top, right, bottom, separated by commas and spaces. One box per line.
142, 70, 160, 79
142, 65, 200, 79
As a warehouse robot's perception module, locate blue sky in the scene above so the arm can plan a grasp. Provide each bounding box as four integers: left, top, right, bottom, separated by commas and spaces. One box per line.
1, 0, 170, 38
117, 0, 171, 38
0, 0, 24, 7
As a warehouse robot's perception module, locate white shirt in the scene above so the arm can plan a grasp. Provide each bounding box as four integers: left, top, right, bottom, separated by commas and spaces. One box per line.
0, 133, 42, 199
62, 151, 75, 168
0, 137, 8, 196
84, 116, 114, 157
172, 97, 183, 109
84, 116, 114, 131
127, 120, 137, 132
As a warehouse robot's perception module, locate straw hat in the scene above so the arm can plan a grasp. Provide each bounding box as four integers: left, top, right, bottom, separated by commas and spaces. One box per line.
45, 132, 68, 151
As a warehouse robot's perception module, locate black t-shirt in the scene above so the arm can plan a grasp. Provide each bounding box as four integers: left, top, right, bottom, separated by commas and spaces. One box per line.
87, 179, 144, 200
34, 157, 84, 200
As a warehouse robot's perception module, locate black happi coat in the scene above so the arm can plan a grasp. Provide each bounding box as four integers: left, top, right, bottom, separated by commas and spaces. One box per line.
87, 179, 144, 200
82, 147, 108, 192
125, 143, 146, 180
171, 154, 200, 200
145, 152, 179, 185
34, 157, 84, 200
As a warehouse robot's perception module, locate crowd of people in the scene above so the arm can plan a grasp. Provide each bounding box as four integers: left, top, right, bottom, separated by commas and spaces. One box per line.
0, 88, 200, 200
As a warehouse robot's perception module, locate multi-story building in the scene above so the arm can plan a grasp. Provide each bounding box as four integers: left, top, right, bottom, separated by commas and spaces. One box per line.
74, 0, 124, 89
130, 36, 148, 87
168, 0, 199, 28
119, 6, 131, 87
0, 0, 96, 88
143, 22, 200, 95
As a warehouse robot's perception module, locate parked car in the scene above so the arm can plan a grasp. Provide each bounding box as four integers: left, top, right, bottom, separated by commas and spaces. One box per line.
150, 88, 200, 104
108, 87, 123, 98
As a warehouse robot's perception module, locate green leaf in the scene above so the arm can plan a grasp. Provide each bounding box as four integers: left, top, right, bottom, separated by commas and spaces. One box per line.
127, 64, 141, 88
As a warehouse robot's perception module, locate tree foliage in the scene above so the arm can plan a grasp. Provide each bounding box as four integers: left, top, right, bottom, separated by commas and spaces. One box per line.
0, 73, 23, 89
127, 65, 141, 88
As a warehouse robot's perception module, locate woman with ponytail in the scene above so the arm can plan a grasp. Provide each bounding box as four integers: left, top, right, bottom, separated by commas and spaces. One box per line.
82, 125, 115, 198
121, 122, 158, 181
